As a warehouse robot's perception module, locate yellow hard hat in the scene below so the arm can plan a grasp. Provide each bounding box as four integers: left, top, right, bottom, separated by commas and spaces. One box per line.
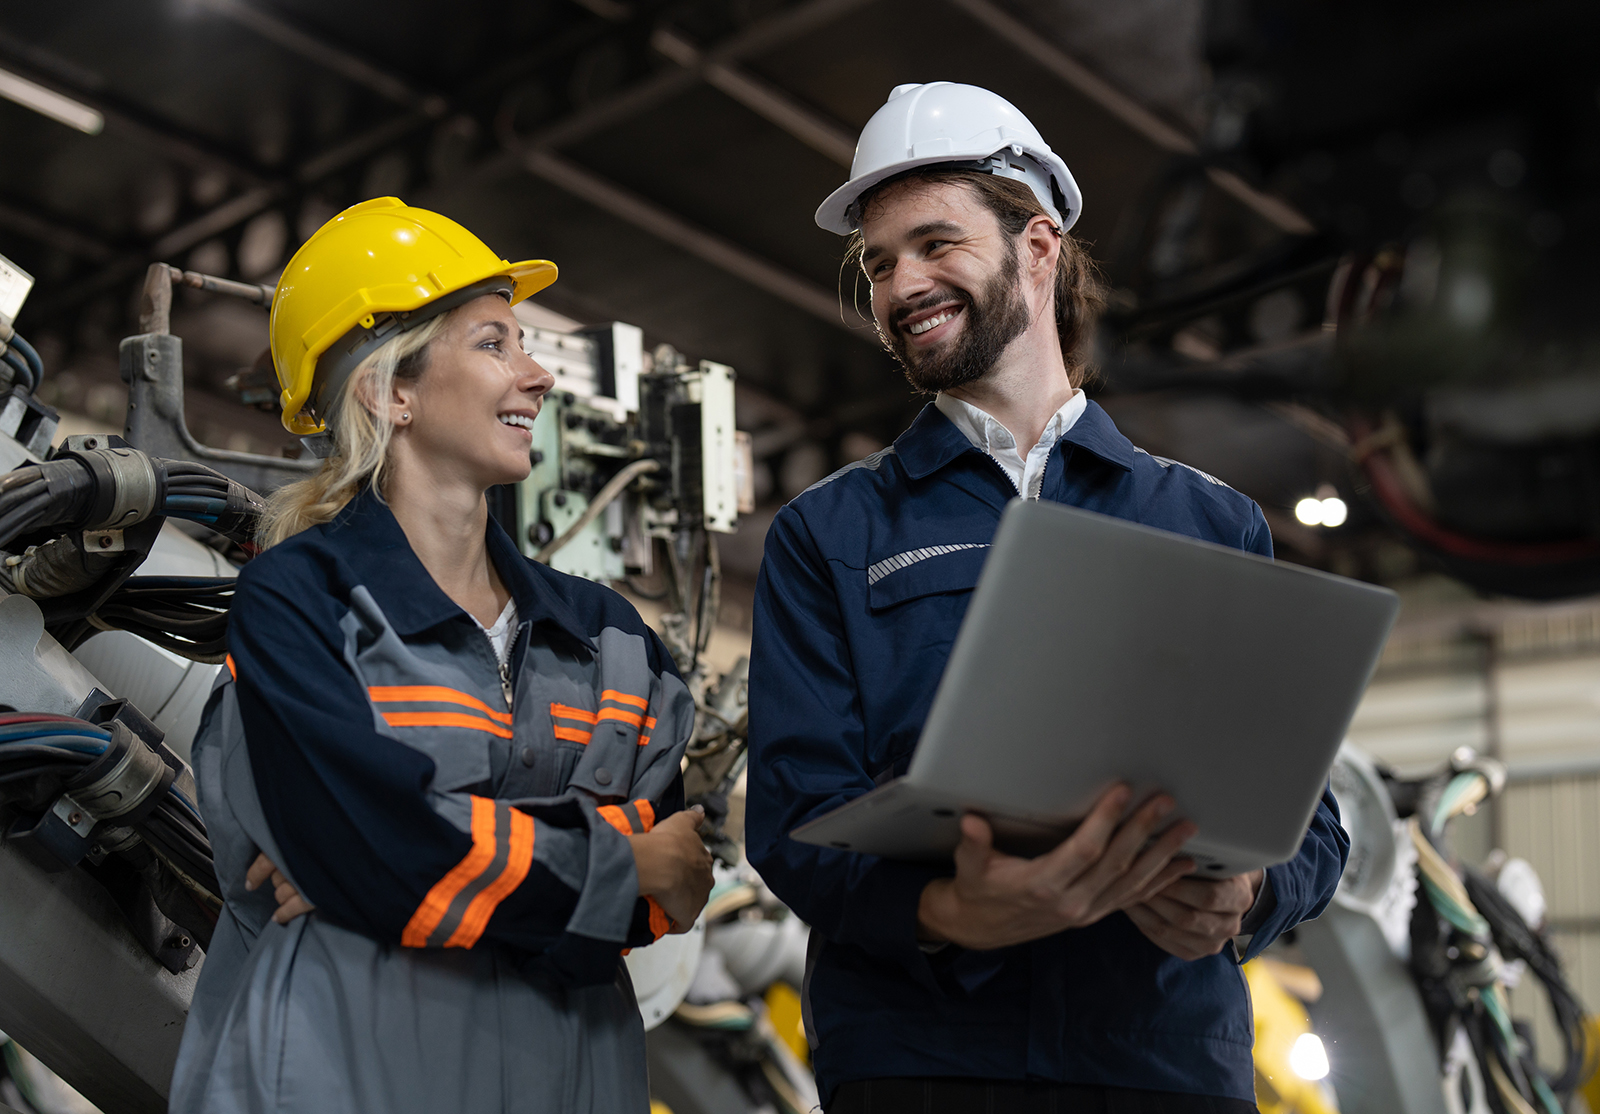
269, 196, 558, 435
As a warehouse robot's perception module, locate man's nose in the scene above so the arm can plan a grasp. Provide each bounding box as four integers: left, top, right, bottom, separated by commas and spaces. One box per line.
887, 256, 938, 304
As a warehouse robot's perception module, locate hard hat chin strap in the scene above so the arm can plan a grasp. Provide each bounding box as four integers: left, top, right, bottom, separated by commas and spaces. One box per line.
303, 278, 514, 438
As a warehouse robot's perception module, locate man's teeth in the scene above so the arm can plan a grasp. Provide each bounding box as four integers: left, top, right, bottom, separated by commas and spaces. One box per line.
907, 309, 956, 335
499, 413, 535, 429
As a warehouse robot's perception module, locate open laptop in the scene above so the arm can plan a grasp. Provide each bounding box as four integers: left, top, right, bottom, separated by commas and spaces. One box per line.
790, 499, 1399, 874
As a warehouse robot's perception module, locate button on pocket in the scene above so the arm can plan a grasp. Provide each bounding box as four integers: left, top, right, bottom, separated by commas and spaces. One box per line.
595, 768, 612, 786
520, 745, 536, 768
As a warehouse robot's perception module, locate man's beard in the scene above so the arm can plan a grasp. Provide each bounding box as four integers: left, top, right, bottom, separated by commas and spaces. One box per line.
882, 246, 1032, 395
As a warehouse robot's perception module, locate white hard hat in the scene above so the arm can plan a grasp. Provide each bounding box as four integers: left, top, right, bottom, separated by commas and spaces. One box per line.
815, 82, 1083, 235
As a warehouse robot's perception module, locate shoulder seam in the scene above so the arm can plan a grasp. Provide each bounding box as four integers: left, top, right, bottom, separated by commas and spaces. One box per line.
798, 446, 898, 498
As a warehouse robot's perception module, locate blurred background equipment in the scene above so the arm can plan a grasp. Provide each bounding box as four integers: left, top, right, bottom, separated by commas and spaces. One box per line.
1, 0, 1599, 1111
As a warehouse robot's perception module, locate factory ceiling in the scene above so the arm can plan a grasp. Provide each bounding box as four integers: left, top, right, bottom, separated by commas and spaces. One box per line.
1, 0, 1596, 591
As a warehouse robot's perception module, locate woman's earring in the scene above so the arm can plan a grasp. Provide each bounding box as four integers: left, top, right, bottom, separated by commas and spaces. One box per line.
399, 412, 410, 423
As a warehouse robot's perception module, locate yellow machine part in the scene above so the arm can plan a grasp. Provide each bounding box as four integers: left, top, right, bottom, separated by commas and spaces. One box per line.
765, 981, 810, 1067
1245, 959, 1338, 1114
1581, 1016, 1600, 1113
650, 1102, 674, 1114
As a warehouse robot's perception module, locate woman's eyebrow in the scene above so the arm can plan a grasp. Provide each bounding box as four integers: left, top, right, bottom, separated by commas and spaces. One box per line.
471, 319, 510, 338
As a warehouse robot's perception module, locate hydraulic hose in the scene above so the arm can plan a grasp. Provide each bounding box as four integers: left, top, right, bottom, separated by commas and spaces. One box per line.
6, 330, 43, 387
0, 346, 31, 391
535, 458, 660, 564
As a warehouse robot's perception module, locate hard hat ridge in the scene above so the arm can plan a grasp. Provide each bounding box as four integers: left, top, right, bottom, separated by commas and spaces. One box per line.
815, 81, 1083, 235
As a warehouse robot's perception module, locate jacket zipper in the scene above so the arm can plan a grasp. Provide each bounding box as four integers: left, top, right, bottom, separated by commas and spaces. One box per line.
498, 657, 514, 711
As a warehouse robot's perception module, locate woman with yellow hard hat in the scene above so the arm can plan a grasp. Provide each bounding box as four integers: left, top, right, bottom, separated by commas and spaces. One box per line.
169, 198, 712, 1113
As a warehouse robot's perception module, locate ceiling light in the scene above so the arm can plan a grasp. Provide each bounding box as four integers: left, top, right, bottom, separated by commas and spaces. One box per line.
1320, 497, 1348, 528
1294, 497, 1324, 527
0, 66, 103, 135
1289, 1032, 1330, 1081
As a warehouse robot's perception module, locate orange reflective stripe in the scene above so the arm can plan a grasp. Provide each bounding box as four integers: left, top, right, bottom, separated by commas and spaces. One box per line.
597, 805, 632, 835
402, 796, 498, 948
550, 703, 598, 725
647, 896, 673, 940
369, 686, 512, 724
601, 689, 649, 710
224, 654, 237, 680
633, 800, 656, 832
383, 711, 513, 739
596, 707, 644, 728
643, 716, 657, 730
637, 735, 650, 747
553, 725, 593, 744
446, 808, 534, 948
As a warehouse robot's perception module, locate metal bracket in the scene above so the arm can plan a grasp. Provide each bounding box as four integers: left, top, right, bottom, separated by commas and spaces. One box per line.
121, 262, 316, 495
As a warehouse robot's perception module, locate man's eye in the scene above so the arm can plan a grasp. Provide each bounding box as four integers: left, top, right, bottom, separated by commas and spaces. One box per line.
925, 240, 949, 254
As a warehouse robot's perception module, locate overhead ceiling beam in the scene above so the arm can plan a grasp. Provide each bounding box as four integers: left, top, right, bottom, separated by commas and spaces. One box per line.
944, 0, 1317, 238
0, 29, 265, 183
37, 0, 877, 319
185, 0, 445, 115
523, 148, 870, 335
0, 198, 116, 263
650, 27, 856, 166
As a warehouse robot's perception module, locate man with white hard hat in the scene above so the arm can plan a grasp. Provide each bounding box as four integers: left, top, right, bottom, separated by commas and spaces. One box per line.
746, 82, 1347, 1113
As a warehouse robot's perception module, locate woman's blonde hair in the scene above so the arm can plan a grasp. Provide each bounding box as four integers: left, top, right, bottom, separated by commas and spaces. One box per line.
259, 313, 453, 547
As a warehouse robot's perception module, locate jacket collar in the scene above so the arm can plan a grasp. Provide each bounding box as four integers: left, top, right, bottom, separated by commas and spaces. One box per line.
322, 487, 596, 649
894, 397, 1137, 481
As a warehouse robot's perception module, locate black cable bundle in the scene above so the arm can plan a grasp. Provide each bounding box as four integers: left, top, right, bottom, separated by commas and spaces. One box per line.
1463, 869, 1595, 1099
92, 576, 235, 663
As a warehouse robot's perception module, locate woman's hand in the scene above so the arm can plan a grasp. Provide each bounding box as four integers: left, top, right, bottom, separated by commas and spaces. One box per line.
245, 852, 316, 925
627, 806, 714, 932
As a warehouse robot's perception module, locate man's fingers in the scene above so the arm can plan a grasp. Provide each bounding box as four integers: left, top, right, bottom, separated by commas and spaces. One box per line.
1069, 794, 1178, 898
245, 852, 275, 892
1125, 857, 1197, 907
1143, 891, 1241, 940
1123, 902, 1220, 961
1037, 784, 1130, 882
1160, 875, 1254, 916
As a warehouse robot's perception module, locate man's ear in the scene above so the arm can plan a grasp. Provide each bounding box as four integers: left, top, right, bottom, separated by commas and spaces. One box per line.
1022, 214, 1062, 286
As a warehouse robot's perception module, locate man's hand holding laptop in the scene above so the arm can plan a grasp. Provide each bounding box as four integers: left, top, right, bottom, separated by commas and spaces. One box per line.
915, 783, 1262, 958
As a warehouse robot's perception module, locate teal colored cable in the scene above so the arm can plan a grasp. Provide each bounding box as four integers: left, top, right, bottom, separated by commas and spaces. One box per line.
1432, 772, 1481, 836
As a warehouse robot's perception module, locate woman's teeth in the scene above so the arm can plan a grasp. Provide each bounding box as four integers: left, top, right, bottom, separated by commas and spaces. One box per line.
498, 413, 535, 430
908, 309, 956, 335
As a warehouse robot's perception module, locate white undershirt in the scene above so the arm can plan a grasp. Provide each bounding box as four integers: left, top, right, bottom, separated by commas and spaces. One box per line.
935, 389, 1087, 499
472, 598, 518, 665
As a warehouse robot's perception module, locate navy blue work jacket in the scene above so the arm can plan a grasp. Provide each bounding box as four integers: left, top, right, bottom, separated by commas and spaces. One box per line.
746, 400, 1349, 1105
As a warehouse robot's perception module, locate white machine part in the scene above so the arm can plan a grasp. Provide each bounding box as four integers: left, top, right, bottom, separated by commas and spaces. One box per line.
70, 522, 235, 764
624, 920, 706, 1031
1329, 744, 1419, 959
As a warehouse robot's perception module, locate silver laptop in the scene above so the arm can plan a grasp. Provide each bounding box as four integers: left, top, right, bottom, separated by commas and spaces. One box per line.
790, 499, 1399, 875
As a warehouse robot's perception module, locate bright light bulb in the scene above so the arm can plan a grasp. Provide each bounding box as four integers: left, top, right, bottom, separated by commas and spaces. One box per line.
1289, 1032, 1330, 1080
1294, 497, 1324, 526
1319, 497, 1348, 527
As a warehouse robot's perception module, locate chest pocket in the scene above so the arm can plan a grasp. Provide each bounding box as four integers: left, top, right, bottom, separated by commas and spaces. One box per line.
866, 543, 989, 611
548, 688, 654, 798
366, 685, 505, 793
858, 544, 990, 774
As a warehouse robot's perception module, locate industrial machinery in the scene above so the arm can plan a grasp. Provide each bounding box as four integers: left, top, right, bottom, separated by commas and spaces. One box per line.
1303, 745, 1594, 1114
0, 256, 770, 1114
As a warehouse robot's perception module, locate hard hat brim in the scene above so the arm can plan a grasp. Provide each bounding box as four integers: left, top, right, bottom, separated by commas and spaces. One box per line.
814, 151, 1082, 235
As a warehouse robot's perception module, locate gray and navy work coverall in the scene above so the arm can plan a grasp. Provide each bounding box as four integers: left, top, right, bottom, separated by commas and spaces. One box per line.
169, 487, 695, 1113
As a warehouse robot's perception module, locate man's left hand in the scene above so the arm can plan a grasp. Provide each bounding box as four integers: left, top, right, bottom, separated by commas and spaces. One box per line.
1124, 870, 1263, 961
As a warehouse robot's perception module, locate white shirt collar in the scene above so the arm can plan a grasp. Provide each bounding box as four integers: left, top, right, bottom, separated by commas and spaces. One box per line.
934, 389, 1086, 498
